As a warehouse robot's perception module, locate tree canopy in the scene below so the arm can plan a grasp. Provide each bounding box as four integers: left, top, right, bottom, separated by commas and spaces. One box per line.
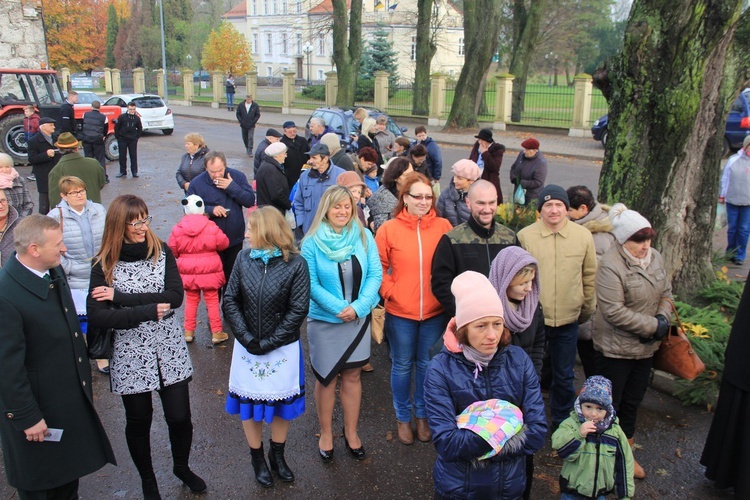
202, 22, 254, 75
43, 0, 108, 71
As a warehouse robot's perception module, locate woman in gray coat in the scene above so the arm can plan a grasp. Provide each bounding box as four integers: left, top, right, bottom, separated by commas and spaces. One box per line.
592, 203, 672, 480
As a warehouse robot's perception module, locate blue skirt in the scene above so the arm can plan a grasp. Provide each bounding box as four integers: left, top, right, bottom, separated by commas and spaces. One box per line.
225, 341, 306, 423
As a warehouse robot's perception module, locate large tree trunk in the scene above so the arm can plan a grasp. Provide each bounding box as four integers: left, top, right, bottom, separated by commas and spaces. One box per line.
444, 0, 502, 128
597, 0, 746, 299
412, 0, 437, 116
332, 0, 362, 106
508, 0, 545, 122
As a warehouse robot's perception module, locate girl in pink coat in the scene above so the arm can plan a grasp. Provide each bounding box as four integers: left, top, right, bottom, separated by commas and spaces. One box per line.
168, 195, 230, 345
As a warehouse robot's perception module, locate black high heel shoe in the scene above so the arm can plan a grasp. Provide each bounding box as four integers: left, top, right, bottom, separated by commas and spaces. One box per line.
318, 447, 334, 463
343, 427, 366, 461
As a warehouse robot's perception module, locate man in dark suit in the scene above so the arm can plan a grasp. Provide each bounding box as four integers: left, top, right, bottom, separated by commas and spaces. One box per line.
235, 94, 260, 156
0, 215, 115, 499
58, 90, 78, 137
26, 117, 61, 214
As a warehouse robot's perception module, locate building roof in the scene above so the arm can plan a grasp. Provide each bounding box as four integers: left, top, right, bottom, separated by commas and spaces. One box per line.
222, 1, 246, 19
308, 0, 351, 14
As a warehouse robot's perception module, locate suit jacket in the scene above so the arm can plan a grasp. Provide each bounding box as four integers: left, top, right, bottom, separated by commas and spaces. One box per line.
0, 257, 115, 491
27, 133, 61, 193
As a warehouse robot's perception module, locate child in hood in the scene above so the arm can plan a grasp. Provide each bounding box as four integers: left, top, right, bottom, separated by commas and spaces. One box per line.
168, 195, 230, 345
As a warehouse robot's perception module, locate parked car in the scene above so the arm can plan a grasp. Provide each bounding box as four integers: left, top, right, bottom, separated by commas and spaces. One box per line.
305, 106, 408, 153
592, 88, 750, 154
104, 94, 174, 135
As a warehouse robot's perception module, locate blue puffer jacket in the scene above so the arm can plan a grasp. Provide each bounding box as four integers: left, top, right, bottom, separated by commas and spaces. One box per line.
301, 227, 382, 322
425, 343, 547, 499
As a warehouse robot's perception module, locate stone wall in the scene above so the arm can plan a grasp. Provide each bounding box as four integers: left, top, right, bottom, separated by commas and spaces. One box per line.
0, 0, 48, 69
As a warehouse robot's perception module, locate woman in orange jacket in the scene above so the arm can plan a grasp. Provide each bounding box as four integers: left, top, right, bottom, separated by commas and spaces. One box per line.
375, 172, 452, 446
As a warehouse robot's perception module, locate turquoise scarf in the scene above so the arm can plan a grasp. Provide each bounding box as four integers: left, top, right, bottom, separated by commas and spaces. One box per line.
312, 223, 359, 263
250, 247, 282, 264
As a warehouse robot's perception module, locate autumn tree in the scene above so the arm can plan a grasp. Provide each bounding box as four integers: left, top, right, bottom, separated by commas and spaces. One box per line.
202, 22, 254, 75
508, 0, 545, 121
114, 0, 146, 69
43, 0, 108, 72
444, 0, 504, 128
595, 0, 750, 298
332, 0, 362, 106
105, 3, 119, 68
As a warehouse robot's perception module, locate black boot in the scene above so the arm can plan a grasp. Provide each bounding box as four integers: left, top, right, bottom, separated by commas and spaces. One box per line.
268, 440, 294, 482
125, 418, 161, 500
250, 444, 274, 487
142, 477, 162, 500
167, 418, 207, 493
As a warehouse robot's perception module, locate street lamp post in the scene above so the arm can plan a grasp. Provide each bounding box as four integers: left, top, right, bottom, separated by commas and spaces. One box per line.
303, 43, 313, 85
158, 0, 168, 104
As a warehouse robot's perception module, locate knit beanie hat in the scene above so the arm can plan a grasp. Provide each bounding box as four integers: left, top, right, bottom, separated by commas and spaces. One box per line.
181, 194, 205, 215
452, 271, 504, 329
537, 184, 570, 210
320, 133, 341, 154
609, 203, 651, 244
456, 399, 526, 460
578, 375, 613, 408
451, 159, 481, 181
488, 246, 540, 333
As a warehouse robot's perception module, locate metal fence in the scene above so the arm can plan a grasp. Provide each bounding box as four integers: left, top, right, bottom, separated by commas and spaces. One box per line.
588, 87, 609, 124
293, 80, 326, 109
442, 80, 497, 120
511, 83, 575, 126
120, 69, 134, 93
386, 80, 422, 117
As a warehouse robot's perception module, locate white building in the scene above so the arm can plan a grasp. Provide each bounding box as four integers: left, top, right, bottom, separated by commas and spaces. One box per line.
222, 0, 465, 82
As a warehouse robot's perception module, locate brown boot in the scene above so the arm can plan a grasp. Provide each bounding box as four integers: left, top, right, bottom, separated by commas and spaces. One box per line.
184, 331, 194, 343
397, 421, 414, 445
211, 331, 229, 344
628, 438, 646, 479
416, 418, 431, 442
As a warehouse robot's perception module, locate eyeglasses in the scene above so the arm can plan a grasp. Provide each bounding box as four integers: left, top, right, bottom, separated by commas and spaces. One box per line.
408, 193, 434, 201
65, 189, 86, 196
127, 216, 153, 229
0, 199, 7, 206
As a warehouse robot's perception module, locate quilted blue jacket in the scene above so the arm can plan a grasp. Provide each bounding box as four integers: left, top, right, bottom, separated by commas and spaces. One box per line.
425, 344, 547, 499
301, 228, 382, 322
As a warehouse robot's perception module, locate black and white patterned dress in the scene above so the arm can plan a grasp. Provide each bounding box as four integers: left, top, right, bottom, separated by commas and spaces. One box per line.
110, 252, 193, 395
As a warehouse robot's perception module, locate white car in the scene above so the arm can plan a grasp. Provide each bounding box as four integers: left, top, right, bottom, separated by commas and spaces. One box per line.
103, 94, 174, 135
69, 91, 104, 106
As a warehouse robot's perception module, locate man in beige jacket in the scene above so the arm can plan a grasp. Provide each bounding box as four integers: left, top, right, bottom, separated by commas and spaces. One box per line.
518, 185, 597, 428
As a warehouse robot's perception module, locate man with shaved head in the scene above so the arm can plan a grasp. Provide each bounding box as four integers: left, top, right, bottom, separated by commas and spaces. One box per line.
431, 179, 517, 316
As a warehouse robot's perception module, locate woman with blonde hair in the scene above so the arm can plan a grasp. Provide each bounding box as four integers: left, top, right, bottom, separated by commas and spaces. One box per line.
175, 132, 209, 193
357, 117, 383, 166
87, 194, 204, 499
301, 186, 382, 462
223, 206, 310, 487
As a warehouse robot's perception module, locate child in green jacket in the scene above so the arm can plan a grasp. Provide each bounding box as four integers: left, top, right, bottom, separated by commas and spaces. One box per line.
551, 376, 635, 499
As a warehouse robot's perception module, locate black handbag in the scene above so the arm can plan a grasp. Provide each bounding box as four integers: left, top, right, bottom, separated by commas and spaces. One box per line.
86, 325, 114, 359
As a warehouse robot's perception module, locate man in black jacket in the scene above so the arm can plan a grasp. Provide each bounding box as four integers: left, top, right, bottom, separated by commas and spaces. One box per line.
58, 90, 78, 137
253, 128, 282, 176
279, 121, 309, 190
235, 94, 260, 156
81, 101, 108, 177
431, 180, 516, 316
114, 102, 142, 178
27, 117, 61, 214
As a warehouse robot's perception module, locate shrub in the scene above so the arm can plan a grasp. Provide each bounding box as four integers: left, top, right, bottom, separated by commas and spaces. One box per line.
494, 203, 537, 232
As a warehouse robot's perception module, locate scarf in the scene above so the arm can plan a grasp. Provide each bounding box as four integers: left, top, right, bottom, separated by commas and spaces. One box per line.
622, 245, 653, 269
574, 397, 616, 434
0, 168, 19, 189
250, 247, 281, 264
488, 246, 540, 333
462, 344, 497, 380
311, 223, 358, 263
119, 241, 150, 262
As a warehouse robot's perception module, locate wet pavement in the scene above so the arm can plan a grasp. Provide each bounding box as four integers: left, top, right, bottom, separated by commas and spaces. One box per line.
0, 115, 739, 499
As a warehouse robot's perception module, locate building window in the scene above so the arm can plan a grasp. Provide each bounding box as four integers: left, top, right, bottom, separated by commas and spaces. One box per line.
296, 0, 302, 13
411, 36, 416, 61
282, 33, 289, 55
272, 0, 277, 14
252, 33, 259, 54
458, 38, 464, 56
318, 69, 324, 80
317, 34, 325, 56
283, 0, 288, 14
267, 67, 273, 77
263, 0, 268, 14
266, 33, 273, 55
295, 33, 302, 55
251, 0, 257, 15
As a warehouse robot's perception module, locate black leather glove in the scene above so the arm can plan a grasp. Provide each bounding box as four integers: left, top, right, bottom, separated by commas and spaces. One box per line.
246, 338, 264, 355
653, 314, 670, 341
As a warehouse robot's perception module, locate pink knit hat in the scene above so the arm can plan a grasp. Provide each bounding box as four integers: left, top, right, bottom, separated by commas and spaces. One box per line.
451, 271, 505, 329
451, 159, 481, 181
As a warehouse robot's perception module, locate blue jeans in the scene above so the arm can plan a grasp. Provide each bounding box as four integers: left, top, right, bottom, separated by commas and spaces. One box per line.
547, 322, 579, 424
226, 92, 235, 109
726, 202, 750, 262
561, 493, 606, 500
385, 312, 447, 422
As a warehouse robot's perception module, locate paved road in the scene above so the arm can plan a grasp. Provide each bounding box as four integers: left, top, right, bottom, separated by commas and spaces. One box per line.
0, 118, 731, 499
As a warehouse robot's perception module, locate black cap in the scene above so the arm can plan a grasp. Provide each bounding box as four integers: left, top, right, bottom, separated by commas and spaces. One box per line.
537, 185, 570, 210
266, 128, 282, 138
475, 128, 493, 142
39, 117, 56, 125
306, 143, 330, 156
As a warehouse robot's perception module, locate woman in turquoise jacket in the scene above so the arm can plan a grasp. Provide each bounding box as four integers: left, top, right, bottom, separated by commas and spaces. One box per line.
301, 185, 382, 463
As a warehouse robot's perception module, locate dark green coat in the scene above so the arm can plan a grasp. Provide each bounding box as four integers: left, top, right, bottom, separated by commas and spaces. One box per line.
0, 255, 115, 491
47, 152, 106, 208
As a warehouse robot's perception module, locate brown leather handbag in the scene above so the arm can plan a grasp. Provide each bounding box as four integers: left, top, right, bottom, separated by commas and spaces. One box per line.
652, 300, 706, 381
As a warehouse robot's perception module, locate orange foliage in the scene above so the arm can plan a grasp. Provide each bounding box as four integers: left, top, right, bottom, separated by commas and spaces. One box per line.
202, 23, 254, 75
43, 0, 109, 71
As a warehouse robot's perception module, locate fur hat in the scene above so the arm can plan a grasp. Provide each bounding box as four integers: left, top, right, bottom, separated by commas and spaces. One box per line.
520, 137, 540, 150
451, 159, 481, 181
452, 271, 504, 330
181, 194, 205, 215
537, 184, 570, 210
54, 132, 79, 149
609, 203, 651, 243
456, 399, 526, 460
265, 142, 287, 157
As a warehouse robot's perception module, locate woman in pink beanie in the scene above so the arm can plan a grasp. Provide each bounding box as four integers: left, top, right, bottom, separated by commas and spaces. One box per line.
424, 271, 547, 499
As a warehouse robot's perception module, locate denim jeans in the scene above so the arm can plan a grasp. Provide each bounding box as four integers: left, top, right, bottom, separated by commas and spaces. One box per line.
547, 322, 579, 424
385, 312, 447, 422
561, 493, 606, 500
226, 92, 235, 109
726, 202, 750, 262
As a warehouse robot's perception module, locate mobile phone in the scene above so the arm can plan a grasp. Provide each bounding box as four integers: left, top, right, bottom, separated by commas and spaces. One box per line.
163, 310, 175, 320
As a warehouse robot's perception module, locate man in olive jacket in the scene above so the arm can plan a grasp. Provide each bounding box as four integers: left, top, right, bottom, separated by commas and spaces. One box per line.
0, 215, 115, 498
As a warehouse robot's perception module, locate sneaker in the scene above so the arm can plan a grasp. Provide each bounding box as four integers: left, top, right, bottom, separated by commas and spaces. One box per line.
211, 331, 229, 345
184, 331, 194, 343
27, 174, 36, 181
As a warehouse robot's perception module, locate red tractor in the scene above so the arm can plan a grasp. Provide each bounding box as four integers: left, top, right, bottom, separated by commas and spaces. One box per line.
0, 68, 121, 164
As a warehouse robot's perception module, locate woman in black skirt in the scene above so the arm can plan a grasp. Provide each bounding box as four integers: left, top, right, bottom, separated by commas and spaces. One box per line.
700, 278, 750, 497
